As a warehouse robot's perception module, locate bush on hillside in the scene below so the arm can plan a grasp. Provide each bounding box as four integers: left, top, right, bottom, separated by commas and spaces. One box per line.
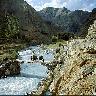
58, 32, 74, 41
52, 36, 58, 42
0, 14, 20, 39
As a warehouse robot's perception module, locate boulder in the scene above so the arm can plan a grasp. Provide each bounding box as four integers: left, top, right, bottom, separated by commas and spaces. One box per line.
39, 56, 44, 60
0, 60, 20, 78
31, 55, 38, 61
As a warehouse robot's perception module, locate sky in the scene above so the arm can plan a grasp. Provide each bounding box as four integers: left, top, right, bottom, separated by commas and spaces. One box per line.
25, 0, 96, 11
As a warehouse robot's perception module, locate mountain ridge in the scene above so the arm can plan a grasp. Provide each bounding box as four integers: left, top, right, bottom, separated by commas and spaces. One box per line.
39, 7, 90, 35
0, 0, 96, 44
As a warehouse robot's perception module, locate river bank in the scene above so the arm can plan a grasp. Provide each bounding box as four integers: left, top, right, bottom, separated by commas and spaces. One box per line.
0, 44, 55, 95
30, 41, 67, 95
36, 21, 96, 95
0, 43, 27, 78
31, 21, 96, 95
0, 43, 26, 61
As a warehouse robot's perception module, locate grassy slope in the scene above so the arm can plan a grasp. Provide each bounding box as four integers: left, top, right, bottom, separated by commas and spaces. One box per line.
0, 43, 26, 61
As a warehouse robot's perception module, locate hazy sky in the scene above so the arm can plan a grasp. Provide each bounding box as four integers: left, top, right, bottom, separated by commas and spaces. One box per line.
25, 0, 96, 11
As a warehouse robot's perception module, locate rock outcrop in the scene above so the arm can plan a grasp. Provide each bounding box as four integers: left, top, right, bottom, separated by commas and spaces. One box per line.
0, 60, 20, 78
48, 20, 96, 95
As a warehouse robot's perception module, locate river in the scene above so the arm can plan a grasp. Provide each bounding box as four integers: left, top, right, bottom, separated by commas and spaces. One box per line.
0, 45, 54, 95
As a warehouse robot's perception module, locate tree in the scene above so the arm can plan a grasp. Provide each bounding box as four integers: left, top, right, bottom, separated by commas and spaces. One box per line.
0, 14, 20, 39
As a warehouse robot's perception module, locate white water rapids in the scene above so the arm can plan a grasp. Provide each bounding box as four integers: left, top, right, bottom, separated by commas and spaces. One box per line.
0, 46, 54, 95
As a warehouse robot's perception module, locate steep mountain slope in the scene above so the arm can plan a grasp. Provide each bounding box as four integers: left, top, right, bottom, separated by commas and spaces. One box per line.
49, 20, 96, 95
0, 0, 50, 44
80, 8, 96, 37
39, 7, 90, 35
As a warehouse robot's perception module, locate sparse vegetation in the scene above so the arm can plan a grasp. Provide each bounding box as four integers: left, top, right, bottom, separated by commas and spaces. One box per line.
58, 32, 75, 41
0, 43, 26, 61
0, 14, 20, 39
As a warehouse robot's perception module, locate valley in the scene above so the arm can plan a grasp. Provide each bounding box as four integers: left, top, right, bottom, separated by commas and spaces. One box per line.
0, 0, 96, 95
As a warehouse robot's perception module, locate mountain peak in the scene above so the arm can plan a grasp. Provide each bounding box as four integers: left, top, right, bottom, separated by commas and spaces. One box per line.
40, 7, 69, 12
39, 7, 90, 35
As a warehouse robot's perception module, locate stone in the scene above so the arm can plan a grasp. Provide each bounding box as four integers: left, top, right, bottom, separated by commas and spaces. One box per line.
39, 56, 44, 60
0, 60, 20, 78
31, 55, 38, 61
5, 69, 10, 75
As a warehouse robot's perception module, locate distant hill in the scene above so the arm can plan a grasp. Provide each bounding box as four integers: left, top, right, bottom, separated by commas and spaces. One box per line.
39, 7, 90, 36
0, 0, 51, 44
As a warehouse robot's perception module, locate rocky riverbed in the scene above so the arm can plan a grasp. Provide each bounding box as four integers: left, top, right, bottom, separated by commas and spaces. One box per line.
32, 20, 96, 95
0, 20, 96, 95
0, 45, 55, 95
45, 20, 96, 95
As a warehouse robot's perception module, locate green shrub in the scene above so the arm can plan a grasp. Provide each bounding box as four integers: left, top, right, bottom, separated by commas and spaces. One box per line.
58, 32, 75, 41
11, 50, 18, 59
56, 48, 60, 53
0, 14, 20, 39
52, 36, 58, 42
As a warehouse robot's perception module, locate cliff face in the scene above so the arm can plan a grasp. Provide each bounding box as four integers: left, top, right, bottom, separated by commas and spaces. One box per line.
49, 20, 96, 95
39, 7, 90, 35
0, 0, 50, 44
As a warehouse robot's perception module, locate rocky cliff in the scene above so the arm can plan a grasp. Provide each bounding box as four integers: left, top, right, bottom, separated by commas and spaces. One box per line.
0, 60, 20, 78
48, 20, 96, 95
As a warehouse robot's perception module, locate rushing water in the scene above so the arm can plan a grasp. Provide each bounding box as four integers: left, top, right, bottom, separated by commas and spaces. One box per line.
0, 46, 54, 95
